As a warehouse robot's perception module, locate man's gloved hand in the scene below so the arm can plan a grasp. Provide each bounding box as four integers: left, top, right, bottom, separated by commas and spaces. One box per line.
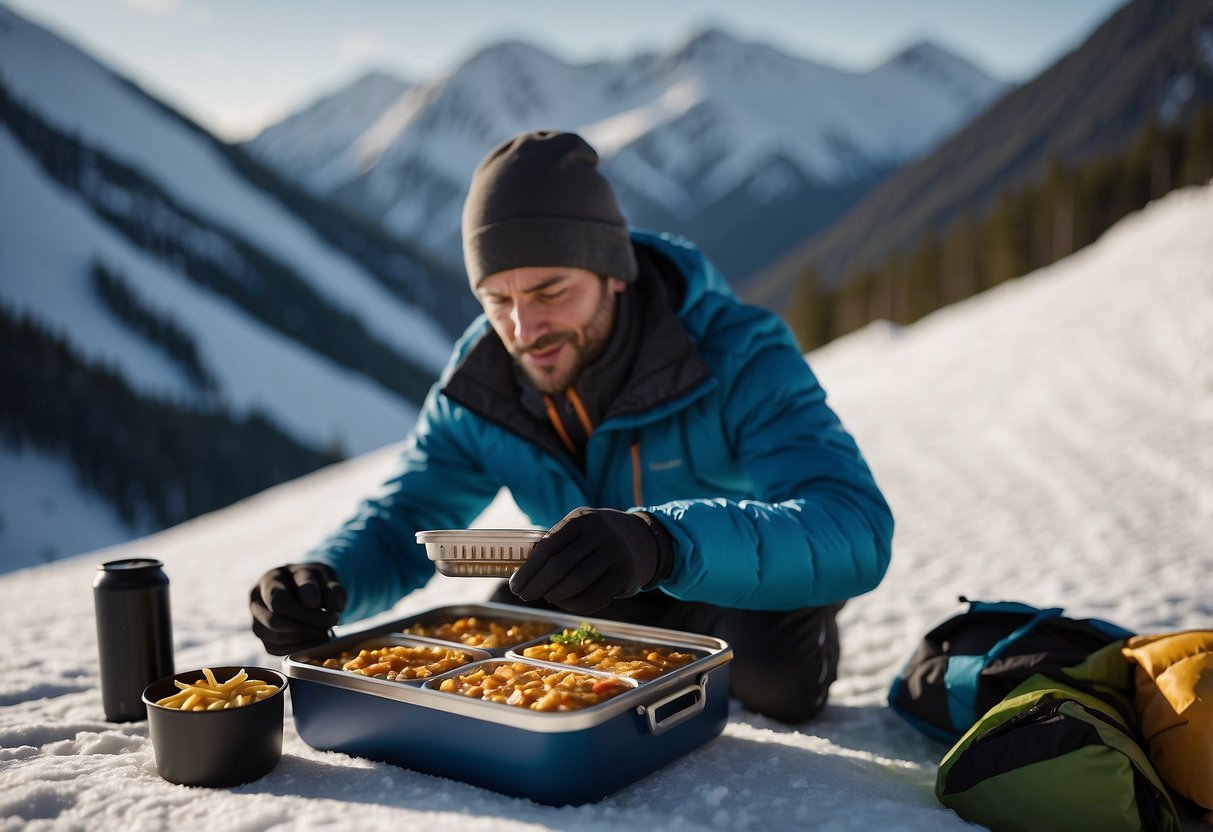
509, 507, 674, 615
249, 562, 346, 656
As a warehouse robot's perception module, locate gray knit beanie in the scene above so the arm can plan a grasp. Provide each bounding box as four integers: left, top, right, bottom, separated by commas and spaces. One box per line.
461, 130, 638, 287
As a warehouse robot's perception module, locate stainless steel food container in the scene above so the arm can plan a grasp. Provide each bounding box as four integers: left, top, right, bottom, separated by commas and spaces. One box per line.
416, 529, 546, 577
284, 602, 732, 805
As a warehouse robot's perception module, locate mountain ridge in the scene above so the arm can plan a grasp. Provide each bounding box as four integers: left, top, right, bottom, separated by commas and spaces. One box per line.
247, 26, 1007, 286
0, 4, 474, 560
747, 0, 1213, 306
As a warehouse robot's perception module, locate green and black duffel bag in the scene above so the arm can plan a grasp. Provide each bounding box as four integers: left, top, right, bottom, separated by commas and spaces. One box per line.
935, 643, 1183, 832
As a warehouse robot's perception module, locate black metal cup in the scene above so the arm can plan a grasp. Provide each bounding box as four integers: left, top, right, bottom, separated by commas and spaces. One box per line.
143, 666, 287, 787
93, 558, 174, 722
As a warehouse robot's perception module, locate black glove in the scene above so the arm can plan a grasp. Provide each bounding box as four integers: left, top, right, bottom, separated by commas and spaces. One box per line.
509, 507, 675, 615
249, 562, 347, 656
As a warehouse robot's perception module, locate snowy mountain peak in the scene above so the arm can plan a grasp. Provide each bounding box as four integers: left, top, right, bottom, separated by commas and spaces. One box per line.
449, 38, 580, 101
340, 69, 412, 102
247, 68, 415, 190
886, 39, 977, 71
667, 25, 810, 78
463, 37, 569, 70
399, 37, 595, 151
877, 39, 1005, 107
674, 25, 748, 58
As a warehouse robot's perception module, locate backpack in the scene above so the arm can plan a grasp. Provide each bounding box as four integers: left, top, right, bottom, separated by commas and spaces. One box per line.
888, 598, 1134, 743
935, 643, 1183, 832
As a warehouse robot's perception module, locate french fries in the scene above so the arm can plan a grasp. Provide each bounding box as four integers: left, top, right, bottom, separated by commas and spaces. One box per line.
154, 667, 279, 711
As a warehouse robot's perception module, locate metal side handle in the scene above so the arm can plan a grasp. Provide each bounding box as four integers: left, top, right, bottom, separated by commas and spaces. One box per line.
642, 675, 708, 735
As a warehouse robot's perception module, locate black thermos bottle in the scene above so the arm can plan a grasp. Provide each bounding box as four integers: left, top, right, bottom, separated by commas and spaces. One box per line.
93, 558, 174, 722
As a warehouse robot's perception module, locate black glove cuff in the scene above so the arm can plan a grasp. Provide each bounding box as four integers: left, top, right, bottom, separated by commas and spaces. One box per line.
636, 511, 675, 590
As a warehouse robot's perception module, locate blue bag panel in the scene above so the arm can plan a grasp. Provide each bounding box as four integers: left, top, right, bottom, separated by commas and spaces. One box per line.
943, 606, 1063, 732
888, 598, 1135, 743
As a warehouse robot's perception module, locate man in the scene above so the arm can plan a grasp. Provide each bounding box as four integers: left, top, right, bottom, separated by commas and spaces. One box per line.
250, 130, 893, 723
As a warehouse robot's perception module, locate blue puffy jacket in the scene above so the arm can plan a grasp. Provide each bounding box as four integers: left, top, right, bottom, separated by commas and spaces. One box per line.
313, 231, 893, 622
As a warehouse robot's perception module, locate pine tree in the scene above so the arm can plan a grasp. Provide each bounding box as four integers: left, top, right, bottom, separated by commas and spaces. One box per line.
983, 191, 1029, 287
903, 231, 941, 324
787, 265, 831, 351
1180, 108, 1213, 186
939, 211, 983, 306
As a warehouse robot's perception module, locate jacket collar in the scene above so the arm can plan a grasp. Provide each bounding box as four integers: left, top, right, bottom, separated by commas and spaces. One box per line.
440, 242, 711, 461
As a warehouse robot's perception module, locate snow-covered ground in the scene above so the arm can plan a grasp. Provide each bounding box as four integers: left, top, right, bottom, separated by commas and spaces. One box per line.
1, 185, 1210, 830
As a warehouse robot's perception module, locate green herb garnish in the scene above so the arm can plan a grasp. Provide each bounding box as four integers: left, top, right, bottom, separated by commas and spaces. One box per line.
549, 623, 602, 645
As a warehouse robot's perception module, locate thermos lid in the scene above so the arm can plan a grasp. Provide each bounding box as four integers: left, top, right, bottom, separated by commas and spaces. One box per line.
99, 558, 164, 570
94, 558, 168, 588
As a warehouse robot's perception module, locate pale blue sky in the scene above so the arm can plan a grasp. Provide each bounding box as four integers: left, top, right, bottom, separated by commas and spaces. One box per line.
8, 0, 1128, 140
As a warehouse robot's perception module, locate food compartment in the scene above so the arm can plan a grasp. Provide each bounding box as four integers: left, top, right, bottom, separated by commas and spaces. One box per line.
301, 635, 487, 683
512, 623, 703, 682
400, 611, 557, 652
425, 659, 637, 712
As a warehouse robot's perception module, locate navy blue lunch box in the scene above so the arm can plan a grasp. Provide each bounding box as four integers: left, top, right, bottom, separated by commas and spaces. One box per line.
283, 602, 733, 805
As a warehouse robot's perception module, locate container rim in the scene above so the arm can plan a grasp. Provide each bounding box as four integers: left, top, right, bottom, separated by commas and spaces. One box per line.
416, 528, 546, 543
282, 603, 733, 733
142, 665, 288, 714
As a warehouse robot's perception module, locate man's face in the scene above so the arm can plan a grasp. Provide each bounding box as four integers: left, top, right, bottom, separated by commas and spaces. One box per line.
476, 266, 626, 393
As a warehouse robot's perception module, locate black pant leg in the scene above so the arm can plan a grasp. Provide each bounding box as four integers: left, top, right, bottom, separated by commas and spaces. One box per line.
686, 602, 842, 724
487, 582, 842, 724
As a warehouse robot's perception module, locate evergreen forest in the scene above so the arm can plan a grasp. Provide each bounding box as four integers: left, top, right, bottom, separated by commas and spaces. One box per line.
787, 108, 1213, 351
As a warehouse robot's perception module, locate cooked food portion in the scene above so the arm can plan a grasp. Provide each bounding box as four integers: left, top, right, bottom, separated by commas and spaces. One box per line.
523, 626, 696, 680
404, 615, 553, 649
436, 661, 630, 711
155, 667, 278, 710
317, 643, 474, 681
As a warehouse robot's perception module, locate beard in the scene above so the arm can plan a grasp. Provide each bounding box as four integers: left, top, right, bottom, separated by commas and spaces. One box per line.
510, 280, 616, 394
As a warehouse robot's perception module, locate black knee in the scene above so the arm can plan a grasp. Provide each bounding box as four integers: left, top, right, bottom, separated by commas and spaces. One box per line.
724, 605, 841, 724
